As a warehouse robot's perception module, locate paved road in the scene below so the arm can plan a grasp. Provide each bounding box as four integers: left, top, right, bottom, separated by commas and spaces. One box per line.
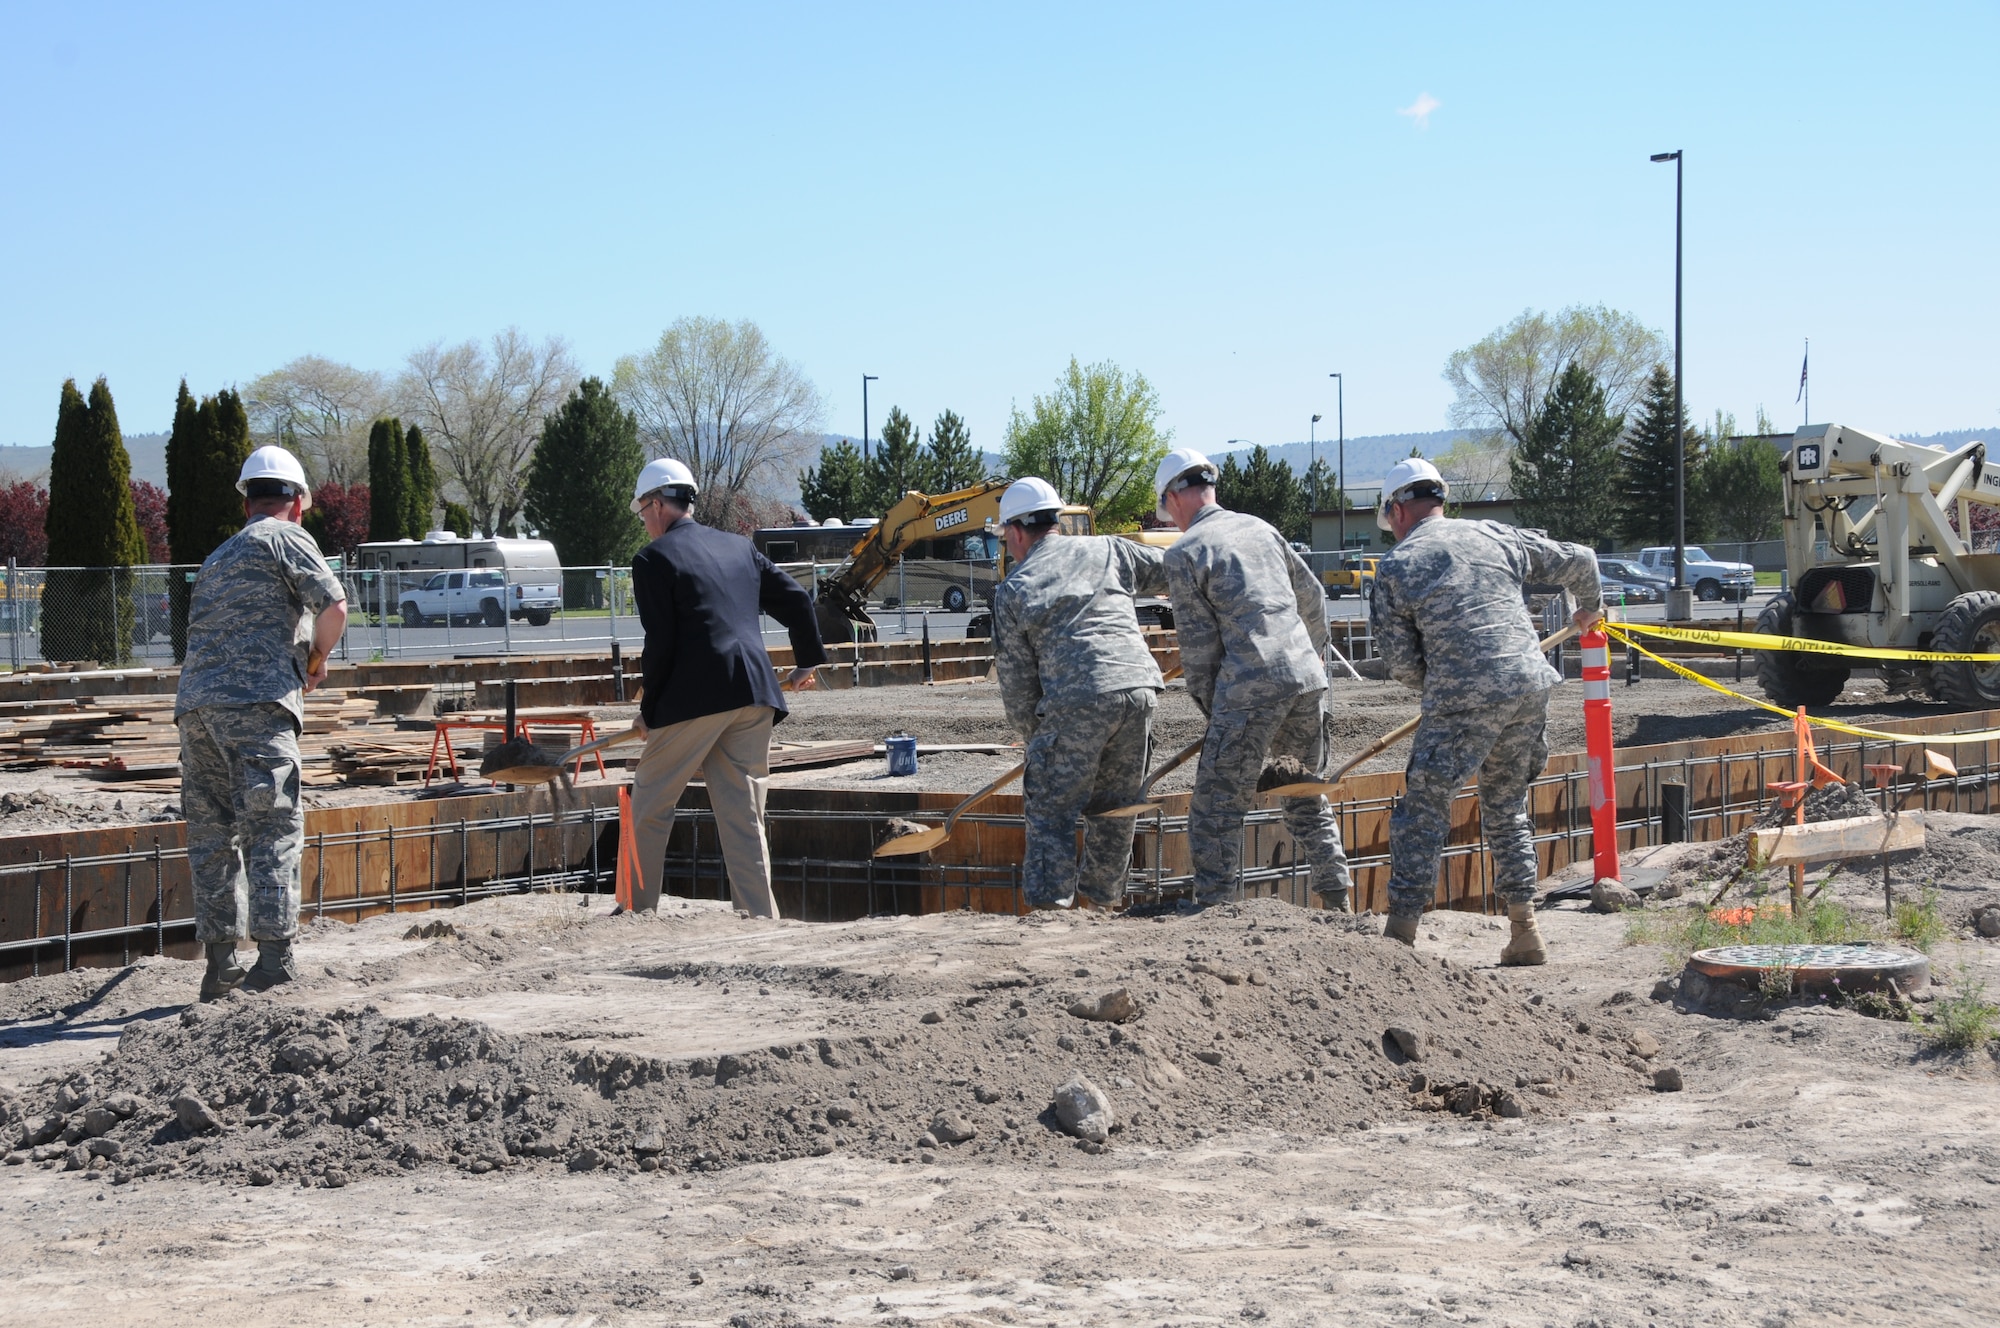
310, 591, 1779, 663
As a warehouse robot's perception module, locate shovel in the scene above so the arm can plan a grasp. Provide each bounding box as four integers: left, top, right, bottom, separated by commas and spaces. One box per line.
481, 725, 645, 786
873, 761, 1025, 857
1261, 623, 1584, 799
1094, 735, 1207, 819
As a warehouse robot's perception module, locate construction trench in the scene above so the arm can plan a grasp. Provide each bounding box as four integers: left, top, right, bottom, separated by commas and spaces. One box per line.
3, 630, 1998, 1325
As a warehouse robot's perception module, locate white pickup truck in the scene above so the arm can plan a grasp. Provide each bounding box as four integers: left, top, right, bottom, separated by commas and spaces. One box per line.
398, 568, 561, 627
1636, 546, 1758, 602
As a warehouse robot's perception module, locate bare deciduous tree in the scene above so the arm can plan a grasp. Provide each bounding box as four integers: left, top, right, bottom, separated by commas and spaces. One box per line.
611, 317, 824, 533
395, 329, 578, 536
242, 356, 387, 486
1443, 305, 1667, 453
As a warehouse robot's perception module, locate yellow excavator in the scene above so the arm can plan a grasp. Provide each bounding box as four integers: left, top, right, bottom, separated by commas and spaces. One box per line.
811, 480, 1174, 644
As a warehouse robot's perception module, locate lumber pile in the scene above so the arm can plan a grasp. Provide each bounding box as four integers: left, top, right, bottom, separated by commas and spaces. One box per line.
0, 689, 384, 783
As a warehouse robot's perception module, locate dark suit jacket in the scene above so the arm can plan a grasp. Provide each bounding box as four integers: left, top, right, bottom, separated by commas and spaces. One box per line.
632, 518, 829, 729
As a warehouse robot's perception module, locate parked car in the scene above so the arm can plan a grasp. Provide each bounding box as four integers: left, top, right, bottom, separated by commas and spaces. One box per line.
1598, 557, 1671, 591
1635, 546, 1757, 602
1600, 573, 1662, 605
357, 533, 563, 625
1323, 553, 1379, 600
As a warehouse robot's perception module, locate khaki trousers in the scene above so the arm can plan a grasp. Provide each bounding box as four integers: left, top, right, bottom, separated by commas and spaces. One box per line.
629, 704, 779, 918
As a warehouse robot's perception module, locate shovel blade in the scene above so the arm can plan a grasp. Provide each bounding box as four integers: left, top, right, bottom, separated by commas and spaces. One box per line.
486, 766, 564, 785
873, 826, 949, 858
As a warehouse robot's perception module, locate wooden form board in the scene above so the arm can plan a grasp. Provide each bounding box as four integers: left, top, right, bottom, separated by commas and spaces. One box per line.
1751, 812, 1925, 868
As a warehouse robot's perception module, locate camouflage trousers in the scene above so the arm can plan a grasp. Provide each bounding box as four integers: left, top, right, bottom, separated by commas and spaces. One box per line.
1189, 689, 1351, 906
1022, 687, 1156, 907
1387, 688, 1551, 917
177, 703, 304, 944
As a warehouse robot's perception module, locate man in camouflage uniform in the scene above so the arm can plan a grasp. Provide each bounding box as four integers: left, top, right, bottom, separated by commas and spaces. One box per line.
1155, 449, 1352, 911
1370, 457, 1602, 964
176, 446, 348, 1000
992, 477, 1168, 909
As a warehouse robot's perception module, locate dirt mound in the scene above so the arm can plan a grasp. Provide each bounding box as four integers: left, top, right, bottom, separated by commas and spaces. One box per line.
1662, 782, 1886, 895
6, 898, 1656, 1188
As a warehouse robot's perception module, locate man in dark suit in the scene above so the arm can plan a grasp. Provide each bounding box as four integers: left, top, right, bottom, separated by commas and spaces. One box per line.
626, 458, 827, 916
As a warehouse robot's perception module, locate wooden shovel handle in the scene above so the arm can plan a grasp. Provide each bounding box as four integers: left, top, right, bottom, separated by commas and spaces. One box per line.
944, 761, 1025, 831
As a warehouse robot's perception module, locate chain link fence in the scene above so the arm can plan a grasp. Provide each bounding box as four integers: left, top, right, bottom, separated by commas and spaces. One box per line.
0, 558, 1024, 668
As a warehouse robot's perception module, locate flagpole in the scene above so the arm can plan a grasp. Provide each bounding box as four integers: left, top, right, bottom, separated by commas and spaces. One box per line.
1804, 338, 1809, 425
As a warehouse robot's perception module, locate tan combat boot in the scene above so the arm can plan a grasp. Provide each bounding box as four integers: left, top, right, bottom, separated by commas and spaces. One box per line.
1500, 901, 1548, 966
1383, 913, 1419, 946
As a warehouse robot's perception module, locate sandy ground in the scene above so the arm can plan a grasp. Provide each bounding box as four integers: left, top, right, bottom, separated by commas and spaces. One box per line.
3, 858, 1997, 1327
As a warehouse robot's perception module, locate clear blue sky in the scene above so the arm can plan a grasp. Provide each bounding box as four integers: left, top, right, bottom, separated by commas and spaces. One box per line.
3, 2, 1995, 461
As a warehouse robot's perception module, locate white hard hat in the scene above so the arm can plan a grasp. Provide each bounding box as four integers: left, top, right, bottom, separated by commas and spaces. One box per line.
1153, 447, 1218, 522
631, 456, 699, 512
1376, 457, 1449, 532
998, 476, 1064, 526
237, 445, 312, 510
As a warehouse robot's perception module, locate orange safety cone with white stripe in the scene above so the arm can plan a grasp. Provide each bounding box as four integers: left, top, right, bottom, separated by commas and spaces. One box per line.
1582, 627, 1621, 886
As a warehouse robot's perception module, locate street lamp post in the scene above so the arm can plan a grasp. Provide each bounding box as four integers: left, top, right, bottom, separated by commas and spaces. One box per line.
1329, 373, 1344, 551
1310, 414, 1322, 519
862, 374, 879, 461
1650, 150, 1685, 602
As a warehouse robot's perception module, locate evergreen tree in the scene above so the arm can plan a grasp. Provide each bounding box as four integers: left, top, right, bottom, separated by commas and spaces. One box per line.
524, 378, 645, 607
860, 406, 926, 516
367, 418, 411, 540
1511, 362, 1624, 545
404, 424, 437, 537
1217, 445, 1307, 541
799, 439, 867, 523
1615, 365, 1708, 547
164, 382, 253, 659
441, 500, 474, 538
923, 410, 984, 492
43, 378, 146, 663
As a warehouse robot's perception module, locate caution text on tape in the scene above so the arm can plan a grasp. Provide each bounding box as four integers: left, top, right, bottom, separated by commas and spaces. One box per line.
1613, 620, 2000, 664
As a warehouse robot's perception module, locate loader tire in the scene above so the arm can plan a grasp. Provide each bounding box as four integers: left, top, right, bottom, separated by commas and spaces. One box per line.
1928, 591, 2000, 709
1754, 592, 1848, 708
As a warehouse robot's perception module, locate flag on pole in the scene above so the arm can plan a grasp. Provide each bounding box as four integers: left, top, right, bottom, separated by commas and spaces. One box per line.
1796, 343, 1809, 402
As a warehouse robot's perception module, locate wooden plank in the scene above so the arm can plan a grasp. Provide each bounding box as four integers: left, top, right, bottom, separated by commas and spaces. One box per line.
1751, 812, 1925, 868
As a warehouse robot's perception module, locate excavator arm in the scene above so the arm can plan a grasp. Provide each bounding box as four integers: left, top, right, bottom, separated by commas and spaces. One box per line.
813, 481, 1012, 644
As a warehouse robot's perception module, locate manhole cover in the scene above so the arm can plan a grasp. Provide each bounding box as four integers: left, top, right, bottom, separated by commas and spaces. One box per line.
1684, 943, 1928, 1003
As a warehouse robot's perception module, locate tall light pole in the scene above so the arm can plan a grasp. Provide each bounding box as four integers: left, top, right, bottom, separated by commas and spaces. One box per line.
1650, 150, 1685, 598
861, 374, 879, 461
1309, 414, 1322, 518
1329, 373, 1345, 551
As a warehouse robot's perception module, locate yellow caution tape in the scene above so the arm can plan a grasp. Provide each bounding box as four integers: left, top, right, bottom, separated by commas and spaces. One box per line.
1601, 623, 2000, 746
1612, 620, 2000, 664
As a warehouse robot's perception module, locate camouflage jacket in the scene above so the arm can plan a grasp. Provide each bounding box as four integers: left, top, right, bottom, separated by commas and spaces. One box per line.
1162, 505, 1328, 717
993, 533, 1168, 738
1371, 514, 1602, 712
176, 516, 346, 727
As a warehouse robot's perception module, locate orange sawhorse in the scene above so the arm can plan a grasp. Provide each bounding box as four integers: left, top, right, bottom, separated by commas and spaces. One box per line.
425, 710, 607, 786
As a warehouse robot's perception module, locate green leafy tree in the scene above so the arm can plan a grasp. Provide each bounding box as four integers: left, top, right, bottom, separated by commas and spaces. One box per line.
43, 378, 146, 664
799, 439, 867, 523
367, 418, 411, 540
923, 409, 983, 492
1616, 365, 1709, 547
1445, 304, 1668, 451
165, 381, 254, 659
1510, 362, 1624, 544
404, 424, 437, 537
860, 406, 927, 516
1696, 410, 1783, 542
1001, 357, 1169, 529
441, 500, 474, 538
524, 378, 646, 607
1217, 446, 1307, 541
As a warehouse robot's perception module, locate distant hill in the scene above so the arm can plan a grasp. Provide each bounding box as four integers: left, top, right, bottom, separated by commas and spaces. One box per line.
0, 432, 168, 487
1211, 430, 1475, 486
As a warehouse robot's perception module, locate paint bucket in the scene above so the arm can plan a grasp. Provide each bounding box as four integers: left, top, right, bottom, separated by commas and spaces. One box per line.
885, 732, 918, 777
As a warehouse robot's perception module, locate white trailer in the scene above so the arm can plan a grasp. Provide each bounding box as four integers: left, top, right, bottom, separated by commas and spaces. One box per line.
353, 532, 563, 626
